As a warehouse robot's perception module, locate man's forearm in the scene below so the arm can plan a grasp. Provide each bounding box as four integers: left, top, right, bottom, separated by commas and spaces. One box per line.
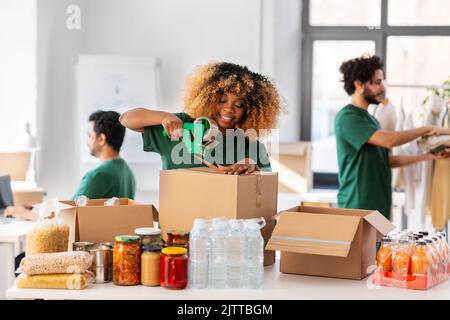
389, 154, 429, 168
389, 127, 432, 148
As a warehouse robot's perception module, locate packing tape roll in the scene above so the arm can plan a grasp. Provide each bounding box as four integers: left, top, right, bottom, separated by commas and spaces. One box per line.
193, 117, 220, 142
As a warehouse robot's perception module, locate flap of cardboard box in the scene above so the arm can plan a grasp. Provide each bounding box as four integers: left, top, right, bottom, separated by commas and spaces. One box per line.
59, 198, 156, 244
266, 211, 362, 257
362, 211, 395, 235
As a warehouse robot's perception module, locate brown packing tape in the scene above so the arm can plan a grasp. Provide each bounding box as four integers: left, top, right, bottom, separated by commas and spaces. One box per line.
255, 172, 262, 208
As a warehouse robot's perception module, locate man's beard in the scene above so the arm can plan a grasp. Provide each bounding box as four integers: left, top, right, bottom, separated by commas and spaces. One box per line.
363, 86, 384, 105
90, 147, 97, 157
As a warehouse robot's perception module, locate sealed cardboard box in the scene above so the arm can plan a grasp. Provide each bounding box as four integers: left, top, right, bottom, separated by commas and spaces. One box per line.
159, 168, 278, 266
270, 142, 312, 195
58, 198, 156, 250
12, 189, 44, 207
266, 206, 395, 280
0, 151, 31, 181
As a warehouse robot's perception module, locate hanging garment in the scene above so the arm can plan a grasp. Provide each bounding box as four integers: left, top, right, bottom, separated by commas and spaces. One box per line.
369, 101, 397, 131
369, 101, 404, 189
402, 111, 421, 216
430, 103, 450, 230
415, 93, 444, 224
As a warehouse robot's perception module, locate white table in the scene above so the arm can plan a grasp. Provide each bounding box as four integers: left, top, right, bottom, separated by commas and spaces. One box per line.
6, 260, 450, 300
0, 219, 35, 299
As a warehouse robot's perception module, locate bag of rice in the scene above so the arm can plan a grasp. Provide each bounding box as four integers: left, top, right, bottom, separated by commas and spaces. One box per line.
16, 272, 93, 289
17, 251, 93, 275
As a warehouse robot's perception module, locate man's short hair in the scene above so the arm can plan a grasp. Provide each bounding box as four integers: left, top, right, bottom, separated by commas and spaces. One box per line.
339, 55, 384, 95
89, 110, 125, 152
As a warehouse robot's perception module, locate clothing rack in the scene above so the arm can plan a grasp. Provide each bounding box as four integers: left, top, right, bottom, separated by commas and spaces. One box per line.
386, 83, 450, 242
387, 84, 450, 90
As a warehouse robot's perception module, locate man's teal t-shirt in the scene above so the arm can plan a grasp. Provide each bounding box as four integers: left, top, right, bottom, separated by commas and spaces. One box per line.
335, 104, 392, 219
72, 158, 136, 200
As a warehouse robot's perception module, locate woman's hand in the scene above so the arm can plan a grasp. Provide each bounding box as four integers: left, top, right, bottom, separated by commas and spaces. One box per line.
218, 158, 260, 175
162, 114, 183, 139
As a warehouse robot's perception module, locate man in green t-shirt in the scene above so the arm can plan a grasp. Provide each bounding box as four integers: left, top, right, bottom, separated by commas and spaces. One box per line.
72, 110, 135, 200
335, 55, 450, 219
5, 110, 136, 220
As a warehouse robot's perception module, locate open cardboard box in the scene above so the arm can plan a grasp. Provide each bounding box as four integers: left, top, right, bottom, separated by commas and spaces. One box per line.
58, 198, 157, 250
266, 206, 395, 280
159, 167, 278, 266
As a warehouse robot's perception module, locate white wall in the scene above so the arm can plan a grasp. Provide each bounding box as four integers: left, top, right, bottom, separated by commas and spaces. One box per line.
0, 0, 36, 148
36, 0, 302, 200
36, 0, 86, 198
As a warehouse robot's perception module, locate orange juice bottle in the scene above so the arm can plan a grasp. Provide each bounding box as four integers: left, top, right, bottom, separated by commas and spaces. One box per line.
393, 239, 412, 278
437, 233, 449, 266
408, 234, 419, 254
424, 238, 440, 270
377, 237, 393, 272
430, 236, 444, 266
411, 240, 431, 275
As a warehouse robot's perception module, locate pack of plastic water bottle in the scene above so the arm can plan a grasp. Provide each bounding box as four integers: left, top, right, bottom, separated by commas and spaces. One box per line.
188, 217, 266, 289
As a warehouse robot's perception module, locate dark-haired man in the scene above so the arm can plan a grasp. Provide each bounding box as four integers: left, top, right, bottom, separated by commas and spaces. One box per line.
5, 110, 136, 220
335, 55, 450, 219
72, 110, 135, 200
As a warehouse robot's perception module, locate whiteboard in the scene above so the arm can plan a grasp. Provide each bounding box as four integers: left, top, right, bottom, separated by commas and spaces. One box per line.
75, 55, 162, 164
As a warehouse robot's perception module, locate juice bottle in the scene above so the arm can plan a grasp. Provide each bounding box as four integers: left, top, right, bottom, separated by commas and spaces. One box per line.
411, 240, 431, 275
408, 235, 419, 255
377, 237, 393, 273
393, 239, 412, 278
437, 233, 449, 266
424, 238, 439, 270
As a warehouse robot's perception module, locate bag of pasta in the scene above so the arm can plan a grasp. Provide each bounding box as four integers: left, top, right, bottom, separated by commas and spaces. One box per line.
17, 251, 93, 275
25, 199, 71, 256
16, 272, 94, 290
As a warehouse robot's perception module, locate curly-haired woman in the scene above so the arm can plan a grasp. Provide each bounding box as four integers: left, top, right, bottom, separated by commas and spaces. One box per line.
120, 61, 281, 175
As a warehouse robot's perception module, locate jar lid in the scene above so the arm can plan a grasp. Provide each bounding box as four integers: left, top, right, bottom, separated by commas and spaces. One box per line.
162, 247, 187, 255
115, 235, 140, 243
135, 227, 161, 236
73, 241, 94, 247
167, 230, 190, 237
142, 246, 162, 252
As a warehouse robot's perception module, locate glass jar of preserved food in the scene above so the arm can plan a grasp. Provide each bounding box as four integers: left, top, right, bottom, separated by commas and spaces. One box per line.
160, 247, 188, 289
135, 228, 164, 248
141, 246, 162, 286
166, 230, 190, 249
113, 235, 141, 286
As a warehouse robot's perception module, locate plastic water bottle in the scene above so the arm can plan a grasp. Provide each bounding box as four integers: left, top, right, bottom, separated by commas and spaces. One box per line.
208, 218, 228, 288
226, 219, 245, 288
188, 218, 210, 288
243, 219, 264, 289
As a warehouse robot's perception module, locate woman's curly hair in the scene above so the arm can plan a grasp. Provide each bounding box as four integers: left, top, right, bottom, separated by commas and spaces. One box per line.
339, 54, 384, 95
183, 61, 281, 135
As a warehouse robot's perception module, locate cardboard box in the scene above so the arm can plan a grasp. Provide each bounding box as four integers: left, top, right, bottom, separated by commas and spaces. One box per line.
12, 190, 44, 207
59, 198, 157, 250
270, 142, 312, 195
0, 151, 31, 181
159, 168, 278, 266
266, 206, 395, 280
261, 218, 276, 266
